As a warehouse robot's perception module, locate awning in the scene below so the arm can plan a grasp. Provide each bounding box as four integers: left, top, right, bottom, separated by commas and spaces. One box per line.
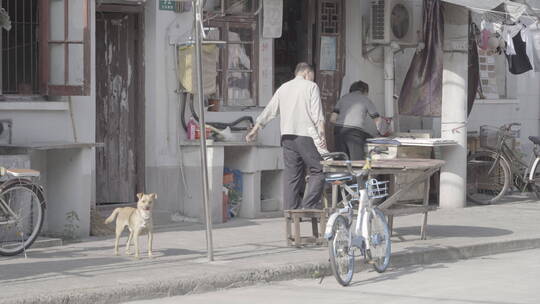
441, 0, 505, 10
441, 0, 538, 22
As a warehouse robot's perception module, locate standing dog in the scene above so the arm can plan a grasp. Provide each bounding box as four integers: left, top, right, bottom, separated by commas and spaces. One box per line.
105, 193, 157, 258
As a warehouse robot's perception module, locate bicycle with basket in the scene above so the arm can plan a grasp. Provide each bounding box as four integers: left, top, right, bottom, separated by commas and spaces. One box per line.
467, 123, 540, 204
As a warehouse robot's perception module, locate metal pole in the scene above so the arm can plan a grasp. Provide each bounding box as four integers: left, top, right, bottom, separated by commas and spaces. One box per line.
193, 0, 214, 261
383, 47, 394, 119
384, 46, 397, 131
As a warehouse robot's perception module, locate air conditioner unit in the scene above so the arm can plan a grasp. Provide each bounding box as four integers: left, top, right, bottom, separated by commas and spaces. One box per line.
369, 0, 423, 46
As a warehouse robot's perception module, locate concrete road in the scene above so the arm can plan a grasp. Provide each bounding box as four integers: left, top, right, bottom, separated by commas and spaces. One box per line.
129, 249, 540, 304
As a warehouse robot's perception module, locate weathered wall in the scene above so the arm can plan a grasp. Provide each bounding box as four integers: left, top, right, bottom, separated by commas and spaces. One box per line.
144, 1, 185, 216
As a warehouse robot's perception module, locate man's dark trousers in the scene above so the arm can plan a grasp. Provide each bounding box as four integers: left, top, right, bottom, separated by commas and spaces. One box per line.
334, 126, 371, 160
281, 135, 324, 210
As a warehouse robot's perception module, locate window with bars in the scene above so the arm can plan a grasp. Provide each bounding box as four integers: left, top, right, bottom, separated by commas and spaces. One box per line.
206, 16, 258, 108
477, 49, 517, 100
0, 0, 91, 98
1, 0, 39, 95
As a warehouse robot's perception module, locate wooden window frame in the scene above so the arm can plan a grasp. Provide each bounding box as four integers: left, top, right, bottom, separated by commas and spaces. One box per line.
204, 0, 260, 18
39, 0, 91, 96
206, 16, 259, 108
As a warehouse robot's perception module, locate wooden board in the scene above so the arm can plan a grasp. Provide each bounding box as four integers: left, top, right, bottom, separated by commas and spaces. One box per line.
368, 137, 457, 147
322, 158, 445, 171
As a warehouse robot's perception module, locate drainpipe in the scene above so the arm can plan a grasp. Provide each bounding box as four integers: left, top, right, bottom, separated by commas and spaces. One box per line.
384, 46, 394, 121
439, 4, 468, 209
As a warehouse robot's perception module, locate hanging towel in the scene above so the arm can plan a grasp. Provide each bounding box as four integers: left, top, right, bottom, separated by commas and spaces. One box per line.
505, 31, 533, 75
178, 45, 219, 95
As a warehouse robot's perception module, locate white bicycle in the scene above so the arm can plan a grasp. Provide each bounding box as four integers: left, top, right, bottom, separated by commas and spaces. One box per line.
323, 147, 393, 286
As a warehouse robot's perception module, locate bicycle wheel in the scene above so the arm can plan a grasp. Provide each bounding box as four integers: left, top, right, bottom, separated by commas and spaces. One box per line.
328, 215, 354, 286
528, 159, 540, 199
0, 182, 45, 256
367, 208, 391, 273
467, 151, 511, 205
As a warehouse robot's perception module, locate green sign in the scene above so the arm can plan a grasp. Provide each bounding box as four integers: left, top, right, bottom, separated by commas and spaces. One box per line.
159, 0, 175, 11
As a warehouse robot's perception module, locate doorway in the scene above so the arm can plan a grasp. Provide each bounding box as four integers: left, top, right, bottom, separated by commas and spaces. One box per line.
95, 6, 145, 205
274, 0, 345, 148
274, 0, 314, 89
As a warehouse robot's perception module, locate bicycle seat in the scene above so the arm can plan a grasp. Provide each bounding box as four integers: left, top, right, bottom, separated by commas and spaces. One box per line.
529, 136, 540, 146
325, 172, 353, 184
6, 169, 40, 178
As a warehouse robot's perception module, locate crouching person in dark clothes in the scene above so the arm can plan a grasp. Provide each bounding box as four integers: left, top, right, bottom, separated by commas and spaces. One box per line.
331, 81, 381, 160
246, 63, 327, 210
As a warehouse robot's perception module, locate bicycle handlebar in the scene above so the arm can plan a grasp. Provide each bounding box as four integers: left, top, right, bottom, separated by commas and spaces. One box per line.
502, 123, 521, 131
322, 152, 349, 161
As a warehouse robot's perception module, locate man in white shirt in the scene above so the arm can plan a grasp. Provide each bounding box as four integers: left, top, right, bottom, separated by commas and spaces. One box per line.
246, 63, 327, 209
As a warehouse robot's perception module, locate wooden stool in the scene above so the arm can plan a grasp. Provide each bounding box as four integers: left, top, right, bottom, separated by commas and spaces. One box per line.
284, 209, 328, 247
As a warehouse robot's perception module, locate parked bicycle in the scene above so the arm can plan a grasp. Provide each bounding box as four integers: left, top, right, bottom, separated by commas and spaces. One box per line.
322, 147, 392, 286
0, 167, 45, 256
467, 123, 540, 204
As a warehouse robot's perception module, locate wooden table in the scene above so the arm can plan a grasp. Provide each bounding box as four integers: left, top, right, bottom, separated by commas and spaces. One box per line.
322, 158, 445, 240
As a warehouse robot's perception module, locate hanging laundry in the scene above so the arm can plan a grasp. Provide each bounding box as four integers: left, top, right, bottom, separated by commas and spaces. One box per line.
479, 29, 491, 50
505, 2, 528, 23
506, 31, 533, 75
525, 23, 540, 72
502, 24, 522, 55
480, 19, 495, 32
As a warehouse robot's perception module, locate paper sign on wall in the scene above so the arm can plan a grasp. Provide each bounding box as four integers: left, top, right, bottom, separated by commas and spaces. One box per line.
320, 36, 337, 71
263, 0, 283, 38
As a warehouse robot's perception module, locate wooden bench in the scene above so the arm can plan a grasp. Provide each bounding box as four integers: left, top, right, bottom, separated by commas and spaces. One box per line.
284, 209, 328, 247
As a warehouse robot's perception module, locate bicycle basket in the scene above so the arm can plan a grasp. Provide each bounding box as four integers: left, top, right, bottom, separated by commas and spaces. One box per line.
479, 125, 518, 149
366, 179, 389, 199
479, 126, 500, 149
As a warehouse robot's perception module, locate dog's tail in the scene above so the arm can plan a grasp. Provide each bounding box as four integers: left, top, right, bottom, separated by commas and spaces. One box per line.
104, 208, 121, 224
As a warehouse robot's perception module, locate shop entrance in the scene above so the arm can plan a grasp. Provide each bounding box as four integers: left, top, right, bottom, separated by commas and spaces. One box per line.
274, 0, 345, 148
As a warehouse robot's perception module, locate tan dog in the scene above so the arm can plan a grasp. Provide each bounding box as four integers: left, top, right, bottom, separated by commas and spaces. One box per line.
105, 193, 157, 258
